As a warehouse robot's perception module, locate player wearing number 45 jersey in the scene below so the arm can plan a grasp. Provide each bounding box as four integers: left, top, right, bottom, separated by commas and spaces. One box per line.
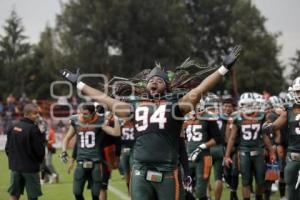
183, 109, 221, 200
224, 93, 275, 200
60, 45, 241, 200
60, 104, 120, 200
264, 76, 300, 200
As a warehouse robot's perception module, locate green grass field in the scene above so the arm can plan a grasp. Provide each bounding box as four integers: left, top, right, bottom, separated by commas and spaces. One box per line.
0, 150, 281, 200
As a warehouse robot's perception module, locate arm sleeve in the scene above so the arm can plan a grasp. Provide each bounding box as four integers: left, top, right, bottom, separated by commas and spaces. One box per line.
72, 142, 77, 159
31, 126, 46, 163
207, 120, 222, 144
174, 103, 184, 119
114, 137, 122, 157
4, 124, 13, 156
178, 137, 189, 176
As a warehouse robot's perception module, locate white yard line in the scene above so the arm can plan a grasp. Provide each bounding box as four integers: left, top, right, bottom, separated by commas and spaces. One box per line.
108, 185, 130, 200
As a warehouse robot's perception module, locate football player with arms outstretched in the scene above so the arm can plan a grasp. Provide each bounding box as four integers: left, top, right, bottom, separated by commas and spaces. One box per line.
60, 46, 241, 200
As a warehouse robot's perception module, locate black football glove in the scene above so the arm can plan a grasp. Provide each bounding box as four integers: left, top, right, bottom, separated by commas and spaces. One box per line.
59, 68, 80, 85
262, 123, 273, 135
60, 151, 68, 163
223, 45, 242, 70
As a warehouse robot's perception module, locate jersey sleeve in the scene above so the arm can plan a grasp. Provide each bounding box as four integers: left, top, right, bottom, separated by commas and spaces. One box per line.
207, 120, 222, 144
173, 102, 184, 120
72, 142, 77, 159
69, 115, 77, 128
178, 137, 189, 176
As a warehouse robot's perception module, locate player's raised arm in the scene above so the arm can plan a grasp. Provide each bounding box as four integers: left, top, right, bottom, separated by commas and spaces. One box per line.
178, 45, 242, 115
59, 69, 132, 118
102, 116, 121, 137
224, 123, 238, 167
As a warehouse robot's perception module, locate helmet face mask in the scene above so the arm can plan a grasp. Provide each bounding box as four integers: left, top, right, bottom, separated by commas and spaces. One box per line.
204, 94, 220, 115
268, 96, 283, 112
293, 90, 300, 105
239, 102, 255, 114
292, 77, 300, 105
239, 93, 256, 114
252, 92, 266, 112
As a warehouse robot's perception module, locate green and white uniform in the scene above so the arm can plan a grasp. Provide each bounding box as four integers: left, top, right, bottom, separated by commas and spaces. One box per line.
234, 112, 266, 186
120, 120, 135, 173
70, 114, 105, 197
284, 106, 300, 200
210, 113, 226, 181
185, 112, 221, 199
131, 99, 184, 200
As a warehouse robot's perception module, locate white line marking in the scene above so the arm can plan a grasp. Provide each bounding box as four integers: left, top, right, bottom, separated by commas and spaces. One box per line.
108, 185, 130, 200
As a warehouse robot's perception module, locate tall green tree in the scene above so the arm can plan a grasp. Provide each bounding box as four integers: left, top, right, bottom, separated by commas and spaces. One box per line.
290, 50, 300, 80
0, 9, 31, 97
52, 0, 286, 95
186, 0, 286, 95
56, 0, 191, 77
27, 26, 65, 98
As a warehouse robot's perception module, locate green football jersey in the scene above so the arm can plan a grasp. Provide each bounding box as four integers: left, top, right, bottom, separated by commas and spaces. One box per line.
266, 111, 279, 142
70, 114, 105, 162
132, 99, 183, 171
185, 112, 218, 155
235, 112, 265, 151
287, 106, 300, 153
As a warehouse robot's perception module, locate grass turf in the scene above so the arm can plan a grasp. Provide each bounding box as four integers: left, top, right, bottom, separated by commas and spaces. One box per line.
0, 150, 281, 199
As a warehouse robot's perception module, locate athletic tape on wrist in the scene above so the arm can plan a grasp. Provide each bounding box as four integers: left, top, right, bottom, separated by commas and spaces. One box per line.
200, 143, 207, 149
77, 82, 86, 91
218, 65, 229, 76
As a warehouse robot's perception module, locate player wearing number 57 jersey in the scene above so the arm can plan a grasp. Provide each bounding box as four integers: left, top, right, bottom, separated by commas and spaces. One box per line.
264, 76, 300, 200
59, 45, 241, 199
224, 93, 275, 200
60, 104, 120, 200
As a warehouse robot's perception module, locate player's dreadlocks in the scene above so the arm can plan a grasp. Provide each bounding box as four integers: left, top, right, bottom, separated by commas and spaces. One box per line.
108, 58, 216, 99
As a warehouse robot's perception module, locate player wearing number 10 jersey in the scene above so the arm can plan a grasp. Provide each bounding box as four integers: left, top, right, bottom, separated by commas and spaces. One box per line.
224, 93, 275, 200
60, 104, 120, 200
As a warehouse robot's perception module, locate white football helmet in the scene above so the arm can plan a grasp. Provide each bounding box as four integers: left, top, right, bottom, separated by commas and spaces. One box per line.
292, 76, 300, 104
252, 92, 266, 112
238, 92, 255, 114
268, 96, 284, 112
285, 92, 294, 103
